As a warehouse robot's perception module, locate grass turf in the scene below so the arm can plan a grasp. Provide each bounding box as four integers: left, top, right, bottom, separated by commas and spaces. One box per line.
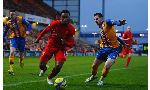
3, 56, 148, 90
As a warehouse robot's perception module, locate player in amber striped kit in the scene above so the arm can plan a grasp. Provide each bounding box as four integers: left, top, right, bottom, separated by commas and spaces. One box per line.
85, 13, 126, 86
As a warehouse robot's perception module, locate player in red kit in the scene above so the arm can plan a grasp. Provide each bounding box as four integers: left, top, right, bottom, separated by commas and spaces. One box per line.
35, 10, 75, 85
120, 26, 133, 67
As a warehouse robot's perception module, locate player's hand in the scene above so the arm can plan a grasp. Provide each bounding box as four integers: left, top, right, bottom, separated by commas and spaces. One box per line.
122, 38, 130, 41
26, 31, 30, 35
119, 19, 127, 25
39, 40, 43, 44
65, 47, 72, 52
34, 39, 39, 43
132, 39, 138, 44
61, 39, 65, 45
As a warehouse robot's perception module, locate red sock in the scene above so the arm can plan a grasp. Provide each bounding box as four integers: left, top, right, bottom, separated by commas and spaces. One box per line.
126, 57, 131, 67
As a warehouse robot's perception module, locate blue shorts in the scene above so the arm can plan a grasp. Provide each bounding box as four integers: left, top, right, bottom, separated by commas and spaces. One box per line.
96, 45, 122, 61
10, 37, 25, 52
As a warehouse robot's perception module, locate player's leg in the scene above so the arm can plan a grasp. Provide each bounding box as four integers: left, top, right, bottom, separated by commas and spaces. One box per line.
47, 50, 66, 85
39, 51, 52, 77
47, 61, 64, 84
8, 38, 17, 75
97, 45, 122, 86
85, 59, 103, 83
92, 59, 103, 77
97, 58, 115, 86
119, 47, 126, 58
18, 38, 25, 68
19, 52, 24, 68
8, 47, 16, 75
125, 48, 132, 67
85, 48, 107, 83
39, 47, 55, 77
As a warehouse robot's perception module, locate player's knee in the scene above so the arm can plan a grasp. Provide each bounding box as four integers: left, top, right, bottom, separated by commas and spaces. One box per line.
19, 52, 24, 58
119, 54, 123, 58
56, 64, 62, 69
128, 54, 131, 57
105, 59, 115, 68
122, 55, 125, 58
39, 61, 47, 70
105, 63, 112, 69
19, 55, 24, 60
92, 64, 98, 70
9, 53, 14, 60
10, 51, 15, 56
9, 53, 14, 57
55, 64, 63, 72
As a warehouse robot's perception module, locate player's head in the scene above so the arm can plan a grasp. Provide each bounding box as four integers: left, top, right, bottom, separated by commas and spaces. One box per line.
127, 26, 131, 32
9, 9, 17, 20
60, 10, 70, 25
55, 11, 61, 20
94, 13, 103, 25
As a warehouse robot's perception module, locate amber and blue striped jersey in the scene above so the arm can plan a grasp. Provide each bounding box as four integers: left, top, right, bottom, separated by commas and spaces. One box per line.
3, 16, 31, 39
99, 19, 124, 48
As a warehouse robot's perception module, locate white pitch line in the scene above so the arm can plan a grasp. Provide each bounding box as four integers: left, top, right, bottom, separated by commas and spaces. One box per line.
3, 68, 127, 87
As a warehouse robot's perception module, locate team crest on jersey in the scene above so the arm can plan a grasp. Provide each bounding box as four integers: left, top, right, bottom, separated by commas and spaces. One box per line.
102, 23, 105, 28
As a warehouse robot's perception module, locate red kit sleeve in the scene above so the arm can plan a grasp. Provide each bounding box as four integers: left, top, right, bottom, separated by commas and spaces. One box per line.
65, 24, 75, 48
36, 20, 58, 41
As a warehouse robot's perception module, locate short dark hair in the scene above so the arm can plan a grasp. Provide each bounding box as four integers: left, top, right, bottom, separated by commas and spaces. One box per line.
10, 9, 16, 12
56, 11, 61, 16
94, 13, 103, 18
61, 10, 70, 16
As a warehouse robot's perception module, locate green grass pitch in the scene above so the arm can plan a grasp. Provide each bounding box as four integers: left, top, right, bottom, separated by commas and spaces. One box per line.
3, 56, 148, 90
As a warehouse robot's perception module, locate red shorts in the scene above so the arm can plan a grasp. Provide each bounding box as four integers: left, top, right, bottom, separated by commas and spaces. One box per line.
121, 47, 132, 56
40, 46, 66, 63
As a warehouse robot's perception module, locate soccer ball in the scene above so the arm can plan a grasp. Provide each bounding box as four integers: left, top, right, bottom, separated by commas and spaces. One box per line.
54, 77, 67, 90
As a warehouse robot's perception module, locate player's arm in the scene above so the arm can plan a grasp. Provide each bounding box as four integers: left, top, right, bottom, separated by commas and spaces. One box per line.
117, 37, 126, 45
117, 37, 130, 48
122, 37, 130, 41
22, 18, 31, 33
106, 19, 126, 26
122, 32, 131, 41
3, 25, 9, 37
35, 25, 51, 43
64, 26, 76, 49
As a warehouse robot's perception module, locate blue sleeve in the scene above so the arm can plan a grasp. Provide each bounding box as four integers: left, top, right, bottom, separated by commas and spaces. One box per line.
106, 19, 121, 26
3, 25, 9, 37
22, 18, 31, 32
117, 37, 125, 45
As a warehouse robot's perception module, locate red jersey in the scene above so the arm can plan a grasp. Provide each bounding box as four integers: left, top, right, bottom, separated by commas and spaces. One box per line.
37, 20, 75, 49
122, 31, 133, 46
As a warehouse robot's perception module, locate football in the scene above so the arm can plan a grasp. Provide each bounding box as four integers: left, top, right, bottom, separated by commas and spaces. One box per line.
54, 77, 67, 90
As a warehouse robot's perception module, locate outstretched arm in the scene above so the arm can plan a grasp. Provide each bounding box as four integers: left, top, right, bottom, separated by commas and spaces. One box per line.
35, 25, 51, 43
106, 19, 126, 26
22, 18, 31, 32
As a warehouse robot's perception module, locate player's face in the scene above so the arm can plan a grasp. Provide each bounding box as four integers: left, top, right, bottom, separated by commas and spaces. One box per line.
127, 27, 131, 32
94, 15, 102, 25
60, 13, 70, 25
10, 12, 17, 20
